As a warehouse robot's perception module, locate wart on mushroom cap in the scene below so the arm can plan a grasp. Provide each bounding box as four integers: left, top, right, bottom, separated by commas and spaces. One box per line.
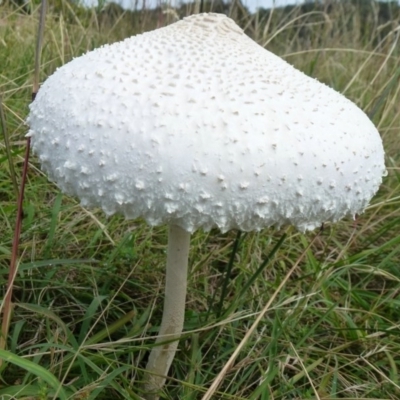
27, 13, 386, 234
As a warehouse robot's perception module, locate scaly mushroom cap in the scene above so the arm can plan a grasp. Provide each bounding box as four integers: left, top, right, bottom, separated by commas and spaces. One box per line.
27, 13, 386, 233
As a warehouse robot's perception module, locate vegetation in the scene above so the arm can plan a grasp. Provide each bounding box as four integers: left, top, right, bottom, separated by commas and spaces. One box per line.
1, 0, 400, 398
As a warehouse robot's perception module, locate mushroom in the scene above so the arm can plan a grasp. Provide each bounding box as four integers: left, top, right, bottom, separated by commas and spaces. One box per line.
27, 13, 386, 399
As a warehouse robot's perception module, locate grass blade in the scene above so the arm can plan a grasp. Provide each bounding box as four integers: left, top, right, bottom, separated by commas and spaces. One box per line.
0, 349, 68, 400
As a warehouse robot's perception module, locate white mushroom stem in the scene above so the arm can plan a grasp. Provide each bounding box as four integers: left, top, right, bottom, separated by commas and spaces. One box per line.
144, 224, 191, 399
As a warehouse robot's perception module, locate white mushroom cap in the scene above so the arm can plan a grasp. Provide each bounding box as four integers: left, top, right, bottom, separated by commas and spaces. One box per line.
27, 13, 386, 233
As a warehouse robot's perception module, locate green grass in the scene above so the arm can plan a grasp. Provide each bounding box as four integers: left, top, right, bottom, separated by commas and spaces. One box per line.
1, 0, 400, 399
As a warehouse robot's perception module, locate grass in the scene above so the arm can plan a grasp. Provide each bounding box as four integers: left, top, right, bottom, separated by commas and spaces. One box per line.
1, 0, 400, 398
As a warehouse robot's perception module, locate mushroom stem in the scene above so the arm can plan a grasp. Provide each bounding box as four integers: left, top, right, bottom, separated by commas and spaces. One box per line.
144, 224, 191, 399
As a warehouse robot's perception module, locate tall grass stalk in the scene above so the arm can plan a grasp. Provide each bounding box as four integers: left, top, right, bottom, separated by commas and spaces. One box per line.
0, 0, 47, 367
